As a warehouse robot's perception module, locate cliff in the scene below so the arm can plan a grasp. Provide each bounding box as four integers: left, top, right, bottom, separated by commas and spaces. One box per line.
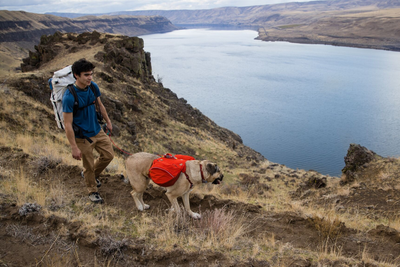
0, 10, 177, 44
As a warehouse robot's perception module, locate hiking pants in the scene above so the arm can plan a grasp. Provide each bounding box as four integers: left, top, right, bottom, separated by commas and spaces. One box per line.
76, 130, 114, 193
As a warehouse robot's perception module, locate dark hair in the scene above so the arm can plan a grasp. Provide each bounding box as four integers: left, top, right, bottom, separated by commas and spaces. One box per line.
72, 58, 95, 77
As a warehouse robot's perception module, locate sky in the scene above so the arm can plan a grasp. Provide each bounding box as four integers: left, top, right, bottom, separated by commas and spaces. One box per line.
1, 0, 314, 14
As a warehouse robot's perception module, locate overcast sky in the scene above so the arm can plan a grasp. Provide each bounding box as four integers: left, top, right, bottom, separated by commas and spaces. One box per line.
1, 0, 315, 14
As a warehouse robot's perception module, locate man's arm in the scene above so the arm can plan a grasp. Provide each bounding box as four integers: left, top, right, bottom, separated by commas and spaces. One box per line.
97, 97, 113, 132
63, 112, 82, 160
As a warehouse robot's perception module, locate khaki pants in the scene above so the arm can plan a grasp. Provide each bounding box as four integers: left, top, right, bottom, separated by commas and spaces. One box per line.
76, 130, 114, 193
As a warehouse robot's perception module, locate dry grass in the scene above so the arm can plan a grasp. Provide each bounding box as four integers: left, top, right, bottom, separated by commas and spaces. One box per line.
0, 168, 47, 206
1, 130, 399, 266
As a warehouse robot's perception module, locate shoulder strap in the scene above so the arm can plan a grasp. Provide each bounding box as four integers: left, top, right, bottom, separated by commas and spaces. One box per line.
67, 84, 79, 115
89, 83, 98, 97
89, 82, 101, 113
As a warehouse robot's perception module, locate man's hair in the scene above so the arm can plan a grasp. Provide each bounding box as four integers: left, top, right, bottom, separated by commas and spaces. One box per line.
72, 58, 95, 77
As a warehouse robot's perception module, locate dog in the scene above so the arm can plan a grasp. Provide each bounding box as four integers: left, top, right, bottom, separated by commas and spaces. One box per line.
125, 152, 223, 219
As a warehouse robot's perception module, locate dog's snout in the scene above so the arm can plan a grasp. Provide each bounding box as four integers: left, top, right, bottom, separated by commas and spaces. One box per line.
211, 174, 224, 185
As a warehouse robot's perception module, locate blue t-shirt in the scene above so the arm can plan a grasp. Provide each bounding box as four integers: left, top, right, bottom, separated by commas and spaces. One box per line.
62, 81, 102, 138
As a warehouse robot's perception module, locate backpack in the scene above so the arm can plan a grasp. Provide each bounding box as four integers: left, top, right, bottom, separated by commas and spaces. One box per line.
149, 154, 195, 187
48, 65, 103, 132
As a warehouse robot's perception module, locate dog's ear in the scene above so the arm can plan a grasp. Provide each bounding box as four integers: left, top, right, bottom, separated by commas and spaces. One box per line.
206, 163, 218, 175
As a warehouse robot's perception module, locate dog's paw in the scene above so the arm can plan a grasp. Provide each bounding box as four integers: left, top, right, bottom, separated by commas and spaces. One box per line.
144, 204, 150, 210
190, 212, 201, 220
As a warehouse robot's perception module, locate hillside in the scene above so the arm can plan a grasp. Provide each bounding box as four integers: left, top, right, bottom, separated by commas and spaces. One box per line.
0, 10, 177, 75
257, 6, 400, 51
0, 31, 400, 266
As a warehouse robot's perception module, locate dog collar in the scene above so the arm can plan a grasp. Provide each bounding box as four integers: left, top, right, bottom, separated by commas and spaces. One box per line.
200, 164, 207, 183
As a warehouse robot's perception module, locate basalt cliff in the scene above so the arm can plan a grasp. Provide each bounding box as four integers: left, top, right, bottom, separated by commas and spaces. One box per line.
0, 10, 177, 44
0, 31, 400, 266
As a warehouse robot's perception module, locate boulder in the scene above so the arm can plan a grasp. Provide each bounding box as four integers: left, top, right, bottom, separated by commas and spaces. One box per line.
340, 143, 381, 185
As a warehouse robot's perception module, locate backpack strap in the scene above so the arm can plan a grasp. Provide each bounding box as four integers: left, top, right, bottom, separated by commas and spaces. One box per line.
89, 83, 102, 114
89, 83, 104, 123
66, 84, 80, 115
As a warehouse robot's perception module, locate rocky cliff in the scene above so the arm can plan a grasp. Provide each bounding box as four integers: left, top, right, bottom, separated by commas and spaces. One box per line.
0, 10, 177, 45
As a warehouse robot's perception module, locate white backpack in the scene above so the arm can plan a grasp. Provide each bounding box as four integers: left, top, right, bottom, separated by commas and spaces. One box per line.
48, 65, 75, 130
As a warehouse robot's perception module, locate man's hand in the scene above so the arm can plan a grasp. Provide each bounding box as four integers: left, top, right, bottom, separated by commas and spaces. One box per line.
106, 122, 113, 133
72, 146, 82, 160
98, 97, 113, 134
63, 112, 82, 161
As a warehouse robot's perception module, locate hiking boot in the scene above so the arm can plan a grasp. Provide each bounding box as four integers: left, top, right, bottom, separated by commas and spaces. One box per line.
88, 192, 104, 204
81, 171, 101, 187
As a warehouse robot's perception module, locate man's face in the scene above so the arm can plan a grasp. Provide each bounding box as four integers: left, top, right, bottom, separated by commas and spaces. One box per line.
75, 70, 93, 88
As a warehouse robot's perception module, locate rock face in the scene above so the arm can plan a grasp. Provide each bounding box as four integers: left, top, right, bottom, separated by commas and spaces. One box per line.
21, 31, 152, 83
0, 10, 177, 45
341, 143, 381, 185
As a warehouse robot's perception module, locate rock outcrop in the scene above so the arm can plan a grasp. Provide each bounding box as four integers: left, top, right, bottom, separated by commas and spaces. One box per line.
21, 31, 152, 84
341, 143, 382, 185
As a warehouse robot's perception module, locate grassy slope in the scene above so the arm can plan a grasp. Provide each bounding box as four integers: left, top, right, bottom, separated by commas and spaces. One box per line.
0, 32, 399, 266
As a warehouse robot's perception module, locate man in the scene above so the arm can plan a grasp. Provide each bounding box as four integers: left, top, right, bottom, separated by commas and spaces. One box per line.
63, 58, 114, 203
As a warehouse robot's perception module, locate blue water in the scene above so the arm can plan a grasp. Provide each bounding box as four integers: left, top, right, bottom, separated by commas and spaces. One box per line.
140, 29, 400, 176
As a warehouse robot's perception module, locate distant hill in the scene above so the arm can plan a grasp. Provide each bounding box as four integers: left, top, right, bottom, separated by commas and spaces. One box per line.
46, 0, 400, 51
0, 10, 177, 43
47, 0, 400, 27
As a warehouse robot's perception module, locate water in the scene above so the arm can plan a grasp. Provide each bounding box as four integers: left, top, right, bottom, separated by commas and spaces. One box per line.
140, 29, 400, 176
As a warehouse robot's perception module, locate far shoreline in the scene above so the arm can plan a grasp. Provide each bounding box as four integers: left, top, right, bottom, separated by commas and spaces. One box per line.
256, 35, 400, 53
175, 26, 400, 53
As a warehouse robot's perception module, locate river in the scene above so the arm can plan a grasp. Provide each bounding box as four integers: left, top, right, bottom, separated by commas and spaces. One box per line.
140, 29, 400, 176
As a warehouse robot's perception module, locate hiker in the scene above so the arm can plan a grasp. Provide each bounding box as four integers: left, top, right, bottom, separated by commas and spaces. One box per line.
63, 58, 114, 203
